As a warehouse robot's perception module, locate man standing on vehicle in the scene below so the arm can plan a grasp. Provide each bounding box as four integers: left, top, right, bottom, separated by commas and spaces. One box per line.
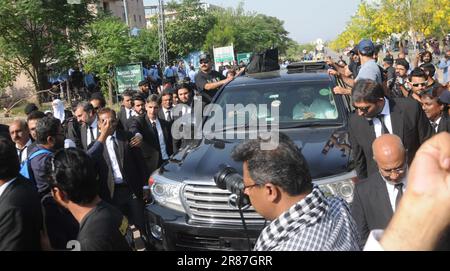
195, 54, 233, 100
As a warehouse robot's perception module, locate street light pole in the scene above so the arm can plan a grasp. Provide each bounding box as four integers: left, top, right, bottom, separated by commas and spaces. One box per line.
123, 0, 129, 27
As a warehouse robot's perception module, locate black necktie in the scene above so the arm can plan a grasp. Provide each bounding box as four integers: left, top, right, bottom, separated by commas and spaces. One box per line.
152, 121, 161, 147
127, 109, 132, 119
17, 147, 26, 161
431, 122, 438, 132
377, 114, 389, 135
167, 110, 172, 122
89, 126, 95, 143
395, 183, 403, 208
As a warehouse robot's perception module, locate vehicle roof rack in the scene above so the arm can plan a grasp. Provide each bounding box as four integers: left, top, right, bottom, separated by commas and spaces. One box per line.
286, 61, 328, 73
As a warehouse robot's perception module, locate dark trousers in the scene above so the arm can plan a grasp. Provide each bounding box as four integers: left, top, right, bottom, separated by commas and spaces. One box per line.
112, 184, 145, 233
42, 196, 79, 250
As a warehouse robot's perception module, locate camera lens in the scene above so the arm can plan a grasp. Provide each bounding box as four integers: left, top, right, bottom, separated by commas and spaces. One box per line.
214, 166, 244, 195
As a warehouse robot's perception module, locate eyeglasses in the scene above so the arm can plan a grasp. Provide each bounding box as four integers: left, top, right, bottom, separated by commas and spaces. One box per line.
243, 183, 260, 192
353, 105, 371, 113
380, 163, 407, 176
411, 82, 427, 87
200, 60, 210, 64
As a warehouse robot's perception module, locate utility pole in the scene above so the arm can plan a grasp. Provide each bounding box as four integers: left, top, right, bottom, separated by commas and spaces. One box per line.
123, 0, 129, 27
158, 0, 168, 69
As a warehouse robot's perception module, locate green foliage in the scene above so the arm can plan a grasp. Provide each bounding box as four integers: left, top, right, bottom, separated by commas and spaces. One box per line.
165, 0, 217, 59
203, 3, 292, 55
331, 0, 450, 51
0, 58, 18, 93
0, 0, 95, 93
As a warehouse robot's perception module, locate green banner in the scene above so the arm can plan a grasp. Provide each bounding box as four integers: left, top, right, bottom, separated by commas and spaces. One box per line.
115, 63, 143, 94
237, 52, 252, 65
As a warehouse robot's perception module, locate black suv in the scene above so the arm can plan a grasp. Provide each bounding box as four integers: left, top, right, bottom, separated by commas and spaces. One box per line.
145, 62, 357, 251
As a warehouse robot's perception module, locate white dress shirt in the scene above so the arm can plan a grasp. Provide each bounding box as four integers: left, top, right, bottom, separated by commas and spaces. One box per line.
151, 119, 169, 160
86, 117, 98, 147
383, 176, 407, 212
373, 98, 393, 137
16, 139, 32, 163
0, 178, 16, 198
162, 108, 172, 122
105, 132, 124, 184
431, 117, 441, 133
125, 108, 133, 119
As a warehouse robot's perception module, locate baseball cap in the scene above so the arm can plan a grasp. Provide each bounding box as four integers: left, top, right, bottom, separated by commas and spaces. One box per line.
199, 54, 211, 61
439, 90, 450, 104
358, 39, 375, 55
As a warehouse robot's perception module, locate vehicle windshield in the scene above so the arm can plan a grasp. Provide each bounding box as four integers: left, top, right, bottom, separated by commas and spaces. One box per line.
208, 81, 342, 130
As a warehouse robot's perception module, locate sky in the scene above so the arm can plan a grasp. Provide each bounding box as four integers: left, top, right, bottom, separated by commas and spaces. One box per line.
144, 0, 366, 44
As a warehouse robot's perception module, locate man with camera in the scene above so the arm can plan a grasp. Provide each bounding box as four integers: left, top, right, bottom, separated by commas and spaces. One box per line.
228, 132, 360, 251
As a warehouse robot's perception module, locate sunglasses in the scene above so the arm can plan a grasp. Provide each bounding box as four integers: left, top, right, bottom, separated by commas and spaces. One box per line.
411, 82, 427, 87
200, 60, 210, 64
353, 105, 371, 113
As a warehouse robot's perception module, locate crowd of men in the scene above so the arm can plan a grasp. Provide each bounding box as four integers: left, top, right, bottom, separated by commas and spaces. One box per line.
0, 39, 450, 251
326, 39, 450, 250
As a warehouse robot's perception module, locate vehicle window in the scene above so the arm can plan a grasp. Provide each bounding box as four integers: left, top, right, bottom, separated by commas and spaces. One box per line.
212, 82, 341, 127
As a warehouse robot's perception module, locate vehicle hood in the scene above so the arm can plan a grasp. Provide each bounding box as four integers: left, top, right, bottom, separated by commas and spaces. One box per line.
160, 126, 353, 182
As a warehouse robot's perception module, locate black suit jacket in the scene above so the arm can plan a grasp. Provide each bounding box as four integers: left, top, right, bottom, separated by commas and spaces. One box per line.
79, 122, 100, 151
117, 106, 132, 131
349, 98, 433, 179
158, 108, 174, 125
129, 115, 174, 175
0, 124, 10, 141
65, 118, 82, 149
0, 177, 42, 251
102, 130, 148, 199
351, 173, 394, 248
437, 114, 450, 133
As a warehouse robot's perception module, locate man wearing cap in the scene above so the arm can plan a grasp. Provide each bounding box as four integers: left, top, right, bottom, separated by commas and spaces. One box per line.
195, 54, 232, 100
332, 39, 383, 95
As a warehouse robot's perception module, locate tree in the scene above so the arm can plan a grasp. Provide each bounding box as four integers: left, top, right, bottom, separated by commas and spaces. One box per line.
0, 0, 95, 102
165, 0, 216, 59
203, 2, 292, 56
83, 16, 160, 105
331, 0, 450, 51
83, 15, 135, 105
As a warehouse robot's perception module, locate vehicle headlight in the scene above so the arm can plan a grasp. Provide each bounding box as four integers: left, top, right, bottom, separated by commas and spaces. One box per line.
149, 173, 185, 213
316, 171, 357, 204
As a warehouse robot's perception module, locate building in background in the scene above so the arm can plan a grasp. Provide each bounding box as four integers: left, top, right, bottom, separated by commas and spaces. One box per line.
90, 0, 146, 29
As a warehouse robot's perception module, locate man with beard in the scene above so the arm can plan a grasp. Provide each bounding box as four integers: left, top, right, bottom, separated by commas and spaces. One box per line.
390, 59, 410, 98
195, 54, 234, 100
348, 79, 433, 179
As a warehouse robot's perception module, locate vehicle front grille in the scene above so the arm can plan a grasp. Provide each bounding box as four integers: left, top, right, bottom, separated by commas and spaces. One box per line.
175, 233, 257, 251
181, 181, 266, 225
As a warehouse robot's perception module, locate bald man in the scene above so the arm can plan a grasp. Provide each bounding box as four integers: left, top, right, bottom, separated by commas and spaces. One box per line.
9, 120, 32, 163
351, 134, 408, 249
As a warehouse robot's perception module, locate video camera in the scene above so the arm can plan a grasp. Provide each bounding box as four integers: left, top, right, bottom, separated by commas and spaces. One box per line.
214, 166, 251, 209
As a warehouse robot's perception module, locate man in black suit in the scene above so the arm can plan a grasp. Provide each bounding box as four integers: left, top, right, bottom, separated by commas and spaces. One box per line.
97, 108, 147, 233
351, 134, 408, 249
73, 102, 99, 151
158, 89, 174, 125
348, 79, 433, 179
420, 86, 450, 134
129, 94, 174, 177
0, 137, 42, 250
117, 90, 135, 131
